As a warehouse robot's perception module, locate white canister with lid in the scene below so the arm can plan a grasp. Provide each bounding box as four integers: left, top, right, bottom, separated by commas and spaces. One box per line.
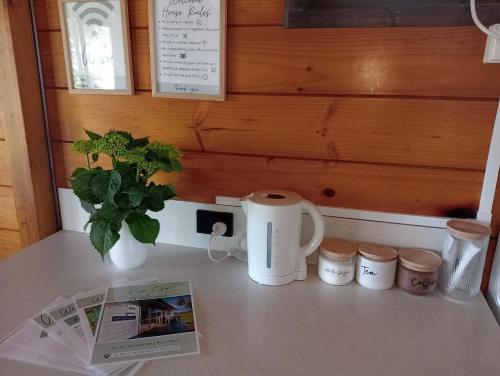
318, 238, 357, 285
356, 243, 398, 290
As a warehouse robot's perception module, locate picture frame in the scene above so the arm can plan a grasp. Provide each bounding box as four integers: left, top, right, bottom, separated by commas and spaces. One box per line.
58, 0, 134, 95
148, 0, 226, 101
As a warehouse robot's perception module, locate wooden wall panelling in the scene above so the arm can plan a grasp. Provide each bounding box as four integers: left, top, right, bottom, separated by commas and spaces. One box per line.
39, 26, 500, 97
46, 89, 495, 170
45, 90, 201, 150
0, 1, 57, 246
490, 173, 500, 237
482, 236, 498, 293
0, 229, 22, 260
53, 141, 483, 217
0, 187, 19, 231
0, 141, 12, 186
227, 26, 500, 97
0, 110, 5, 139
34, 0, 284, 30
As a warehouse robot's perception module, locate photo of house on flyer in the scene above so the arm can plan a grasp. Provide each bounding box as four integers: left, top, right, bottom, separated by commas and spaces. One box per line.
90, 281, 199, 365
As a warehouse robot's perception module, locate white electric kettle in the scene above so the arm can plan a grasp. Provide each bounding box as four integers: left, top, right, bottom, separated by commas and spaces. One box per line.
241, 190, 325, 286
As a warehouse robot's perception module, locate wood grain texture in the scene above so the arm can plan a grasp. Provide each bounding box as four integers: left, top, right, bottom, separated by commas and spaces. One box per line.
39, 26, 500, 97
0, 0, 57, 245
491, 173, 500, 237
53, 141, 483, 217
34, 0, 284, 30
45, 89, 202, 149
228, 26, 500, 97
0, 141, 12, 186
0, 109, 5, 139
46, 89, 495, 170
481, 237, 497, 294
0, 229, 22, 260
0, 187, 19, 231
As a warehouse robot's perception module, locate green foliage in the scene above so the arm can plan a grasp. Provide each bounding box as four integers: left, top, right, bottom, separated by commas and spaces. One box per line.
70, 129, 182, 259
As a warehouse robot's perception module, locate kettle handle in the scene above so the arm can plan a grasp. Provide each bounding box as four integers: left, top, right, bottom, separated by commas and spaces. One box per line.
299, 200, 325, 258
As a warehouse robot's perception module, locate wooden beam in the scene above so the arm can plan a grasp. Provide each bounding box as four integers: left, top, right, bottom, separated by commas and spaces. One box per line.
0, 229, 22, 260
0, 141, 12, 186
53, 141, 484, 218
39, 26, 500, 98
46, 89, 495, 170
0, 0, 58, 246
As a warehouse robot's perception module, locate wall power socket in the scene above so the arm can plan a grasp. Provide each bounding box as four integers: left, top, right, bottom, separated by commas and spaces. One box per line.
196, 209, 234, 237
484, 24, 500, 63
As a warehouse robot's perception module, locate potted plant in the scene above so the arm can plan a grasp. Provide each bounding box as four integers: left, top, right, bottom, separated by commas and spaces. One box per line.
70, 130, 182, 269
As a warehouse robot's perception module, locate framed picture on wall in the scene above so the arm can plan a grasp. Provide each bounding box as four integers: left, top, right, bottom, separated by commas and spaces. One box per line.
58, 0, 134, 95
149, 0, 226, 101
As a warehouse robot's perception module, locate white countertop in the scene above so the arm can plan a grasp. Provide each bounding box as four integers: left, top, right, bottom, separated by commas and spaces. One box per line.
0, 231, 499, 376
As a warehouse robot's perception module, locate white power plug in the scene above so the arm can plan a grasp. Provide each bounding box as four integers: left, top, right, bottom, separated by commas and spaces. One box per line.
211, 221, 227, 236
207, 222, 246, 263
484, 24, 500, 63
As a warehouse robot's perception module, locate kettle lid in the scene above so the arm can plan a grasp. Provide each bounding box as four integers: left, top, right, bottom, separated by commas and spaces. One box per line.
246, 190, 303, 206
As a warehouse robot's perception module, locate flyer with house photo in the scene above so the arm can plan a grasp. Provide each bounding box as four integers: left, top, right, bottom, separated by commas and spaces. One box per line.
90, 281, 199, 365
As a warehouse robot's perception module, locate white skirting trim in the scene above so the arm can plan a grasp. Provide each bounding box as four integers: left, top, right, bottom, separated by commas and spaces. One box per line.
60, 188, 448, 253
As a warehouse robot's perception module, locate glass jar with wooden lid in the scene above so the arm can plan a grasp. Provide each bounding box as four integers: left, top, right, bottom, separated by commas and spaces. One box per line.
317, 238, 357, 285
356, 243, 398, 290
439, 219, 491, 299
397, 248, 442, 295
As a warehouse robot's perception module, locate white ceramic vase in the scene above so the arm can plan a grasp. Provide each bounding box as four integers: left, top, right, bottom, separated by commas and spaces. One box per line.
109, 223, 148, 269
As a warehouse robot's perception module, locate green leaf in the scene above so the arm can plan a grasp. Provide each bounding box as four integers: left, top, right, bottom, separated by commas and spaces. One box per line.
85, 129, 102, 140
80, 199, 95, 214
128, 186, 145, 207
159, 184, 176, 201
90, 219, 121, 259
125, 212, 159, 244
71, 167, 88, 178
71, 169, 101, 204
113, 193, 130, 209
91, 170, 122, 203
92, 153, 99, 162
107, 171, 122, 202
94, 201, 128, 222
145, 185, 165, 212
170, 159, 183, 172
132, 137, 149, 148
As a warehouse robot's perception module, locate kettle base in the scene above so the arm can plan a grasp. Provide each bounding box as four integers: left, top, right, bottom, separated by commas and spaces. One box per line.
248, 270, 305, 286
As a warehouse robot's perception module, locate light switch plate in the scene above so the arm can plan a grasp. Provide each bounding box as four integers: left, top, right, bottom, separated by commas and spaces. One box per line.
483, 24, 500, 63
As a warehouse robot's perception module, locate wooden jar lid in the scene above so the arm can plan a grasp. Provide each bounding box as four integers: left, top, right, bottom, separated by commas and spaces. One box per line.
446, 219, 491, 240
358, 243, 397, 262
398, 248, 442, 272
320, 238, 357, 261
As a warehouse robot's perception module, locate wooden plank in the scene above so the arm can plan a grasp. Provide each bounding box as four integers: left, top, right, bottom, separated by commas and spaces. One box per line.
227, 26, 500, 97
0, 141, 12, 186
53, 141, 484, 218
34, 0, 284, 30
0, 229, 22, 260
481, 236, 497, 294
0, 1, 58, 245
0, 187, 19, 231
46, 89, 495, 170
0, 109, 5, 139
39, 26, 500, 97
491, 173, 500, 237
45, 90, 202, 150
195, 95, 495, 170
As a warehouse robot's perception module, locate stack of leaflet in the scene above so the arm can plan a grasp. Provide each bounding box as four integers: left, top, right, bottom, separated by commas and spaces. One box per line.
0, 278, 185, 376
